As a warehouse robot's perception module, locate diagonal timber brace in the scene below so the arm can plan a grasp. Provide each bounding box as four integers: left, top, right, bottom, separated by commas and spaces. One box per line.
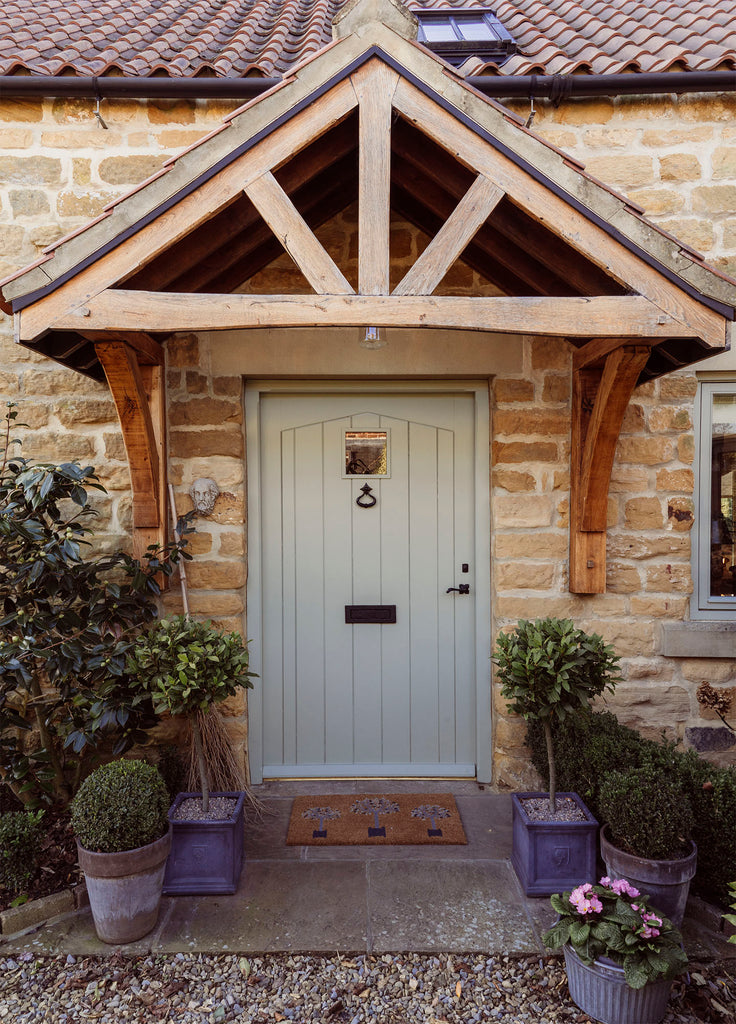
94, 339, 166, 561
569, 343, 651, 594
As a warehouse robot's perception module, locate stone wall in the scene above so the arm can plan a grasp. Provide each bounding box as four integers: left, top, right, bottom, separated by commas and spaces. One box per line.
1, 91, 735, 782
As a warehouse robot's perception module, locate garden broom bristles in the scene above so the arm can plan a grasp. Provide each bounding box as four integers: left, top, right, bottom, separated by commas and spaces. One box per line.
185, 710, 267, 820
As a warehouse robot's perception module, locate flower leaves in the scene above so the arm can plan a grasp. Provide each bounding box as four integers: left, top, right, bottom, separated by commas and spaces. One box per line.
543, 878, 688, 989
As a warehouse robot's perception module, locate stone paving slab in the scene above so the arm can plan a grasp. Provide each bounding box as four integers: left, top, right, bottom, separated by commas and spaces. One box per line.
367, 859, 547, 953
156, 861, 369, 953
1, 786, 734, 959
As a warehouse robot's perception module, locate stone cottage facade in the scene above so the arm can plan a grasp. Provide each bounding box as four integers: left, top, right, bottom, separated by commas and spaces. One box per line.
1, 0, 736, 786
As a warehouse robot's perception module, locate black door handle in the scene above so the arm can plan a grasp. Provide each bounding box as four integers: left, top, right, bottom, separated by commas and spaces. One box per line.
446, 584, 470, 594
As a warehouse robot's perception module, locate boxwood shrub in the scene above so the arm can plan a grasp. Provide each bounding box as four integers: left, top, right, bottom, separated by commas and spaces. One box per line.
0, 809, 44, 895
71, 759, 169, 853
599, 764, 695, 861
527, 709, 736, 906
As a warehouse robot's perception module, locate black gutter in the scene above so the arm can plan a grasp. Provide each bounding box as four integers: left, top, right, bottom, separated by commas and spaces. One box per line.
1, 69, 735, 101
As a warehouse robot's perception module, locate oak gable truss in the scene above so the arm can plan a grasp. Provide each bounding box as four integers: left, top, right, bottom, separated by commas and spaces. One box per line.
1, 6, 734, 588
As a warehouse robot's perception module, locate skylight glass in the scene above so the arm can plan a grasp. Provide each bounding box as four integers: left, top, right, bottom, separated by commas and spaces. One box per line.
458, 18, 495, 41
416, 9, 517, 66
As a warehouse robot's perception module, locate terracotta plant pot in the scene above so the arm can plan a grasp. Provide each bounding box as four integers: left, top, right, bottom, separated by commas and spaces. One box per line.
76, 829, 171, 944
600, 824, 697, 929
563, 944, 674, 1024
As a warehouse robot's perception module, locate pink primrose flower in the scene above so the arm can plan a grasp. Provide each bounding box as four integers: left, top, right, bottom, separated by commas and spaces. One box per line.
610, 879, 640, 898
570, 884, 603, 914
599, 876, 612, 887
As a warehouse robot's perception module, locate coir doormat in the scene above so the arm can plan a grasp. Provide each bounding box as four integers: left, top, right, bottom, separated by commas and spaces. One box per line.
286, 794, 467, 845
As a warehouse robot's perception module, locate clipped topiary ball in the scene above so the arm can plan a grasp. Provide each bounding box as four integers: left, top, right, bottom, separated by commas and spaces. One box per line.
599, 764, 695, 862
71, 759, 170, 853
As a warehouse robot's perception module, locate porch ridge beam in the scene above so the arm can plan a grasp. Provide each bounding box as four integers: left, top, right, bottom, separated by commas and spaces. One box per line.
351, 61, 399, 295
49, 292, 689, 338
393, 174, 505, 296
244, 170, 354, 295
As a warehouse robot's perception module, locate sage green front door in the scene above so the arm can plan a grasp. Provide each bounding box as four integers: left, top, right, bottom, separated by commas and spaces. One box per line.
253, 388, 481, 778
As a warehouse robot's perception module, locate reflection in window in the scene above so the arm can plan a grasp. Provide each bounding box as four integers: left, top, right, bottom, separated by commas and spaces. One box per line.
345, 431, 388, 475
710, 393, 736, 597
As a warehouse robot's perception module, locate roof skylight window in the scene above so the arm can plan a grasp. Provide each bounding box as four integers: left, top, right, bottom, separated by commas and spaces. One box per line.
416, 9, 517, 66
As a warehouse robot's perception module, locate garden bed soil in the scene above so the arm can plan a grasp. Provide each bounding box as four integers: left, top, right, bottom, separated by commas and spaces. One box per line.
0, 808, 81, 914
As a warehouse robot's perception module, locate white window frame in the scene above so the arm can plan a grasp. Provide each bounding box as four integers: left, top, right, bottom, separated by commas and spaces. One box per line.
694, 379, 736, 617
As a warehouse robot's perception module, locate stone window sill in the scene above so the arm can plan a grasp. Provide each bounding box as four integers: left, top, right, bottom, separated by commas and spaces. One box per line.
661, 621, 736, 658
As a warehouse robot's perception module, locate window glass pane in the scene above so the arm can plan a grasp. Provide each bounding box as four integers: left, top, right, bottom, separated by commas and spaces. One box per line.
710, 393, 736, 597
422, 20, 458, 42
345, 431, 388, 475
457, 18, 494, 40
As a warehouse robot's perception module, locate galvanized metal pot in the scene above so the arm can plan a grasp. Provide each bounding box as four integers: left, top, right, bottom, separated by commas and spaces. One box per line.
563, 945, 674, 1024
76, 829, 171, 944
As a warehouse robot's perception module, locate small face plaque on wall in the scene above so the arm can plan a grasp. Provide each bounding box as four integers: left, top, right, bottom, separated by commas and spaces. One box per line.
344, 430, 388, 477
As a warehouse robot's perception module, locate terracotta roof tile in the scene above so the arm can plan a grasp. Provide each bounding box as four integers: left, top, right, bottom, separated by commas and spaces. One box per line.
0, 0, 734, 79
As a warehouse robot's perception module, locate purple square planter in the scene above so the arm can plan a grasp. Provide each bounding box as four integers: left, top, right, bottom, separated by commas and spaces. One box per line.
511, 791, 598, 897
163, 791, 245, 895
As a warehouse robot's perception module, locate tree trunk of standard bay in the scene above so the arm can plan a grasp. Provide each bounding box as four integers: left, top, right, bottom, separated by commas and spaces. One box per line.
190, 712, 210, 813
544, 720, 556, 816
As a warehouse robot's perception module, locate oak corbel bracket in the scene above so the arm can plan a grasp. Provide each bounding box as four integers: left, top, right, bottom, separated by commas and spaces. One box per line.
569, 342, 651, 594
94, 338, 166, 561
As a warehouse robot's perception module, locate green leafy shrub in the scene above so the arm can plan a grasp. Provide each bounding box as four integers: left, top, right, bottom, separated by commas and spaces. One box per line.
529, 709, 736, 905
0, 809, 44, 895
127, 616, 256, 812
494, 618, 620, 812
724, 882, 736, 943
153, 745, 188, 802
0, 404, 191, 807
71, 759, 169, 853
599, 765, 695, 861
527, 708, 641, 814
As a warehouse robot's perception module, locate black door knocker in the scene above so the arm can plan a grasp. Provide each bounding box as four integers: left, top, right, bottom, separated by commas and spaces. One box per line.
356, 483, 377, 508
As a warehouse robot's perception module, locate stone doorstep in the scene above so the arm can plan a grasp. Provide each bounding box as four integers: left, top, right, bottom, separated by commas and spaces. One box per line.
0, 882, 88, 939
1, 881, 734, 949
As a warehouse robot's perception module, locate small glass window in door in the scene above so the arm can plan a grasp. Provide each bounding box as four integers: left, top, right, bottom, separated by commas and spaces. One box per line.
344, 431, 388, 476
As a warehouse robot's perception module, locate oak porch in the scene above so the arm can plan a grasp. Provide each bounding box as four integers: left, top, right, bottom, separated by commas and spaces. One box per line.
2, 42, 731, 590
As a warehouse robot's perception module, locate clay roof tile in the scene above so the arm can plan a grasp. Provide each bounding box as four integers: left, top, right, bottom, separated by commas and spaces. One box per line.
0, 1, 735, 81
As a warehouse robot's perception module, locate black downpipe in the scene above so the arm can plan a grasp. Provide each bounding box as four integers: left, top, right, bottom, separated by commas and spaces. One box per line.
0, 70, 735, 102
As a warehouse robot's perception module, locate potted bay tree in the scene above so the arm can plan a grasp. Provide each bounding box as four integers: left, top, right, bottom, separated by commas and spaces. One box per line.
493, 617, 620, 896
127, 615, 256, 894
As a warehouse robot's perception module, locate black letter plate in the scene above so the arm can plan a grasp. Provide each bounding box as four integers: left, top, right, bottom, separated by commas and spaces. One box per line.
345, 605, 397, 624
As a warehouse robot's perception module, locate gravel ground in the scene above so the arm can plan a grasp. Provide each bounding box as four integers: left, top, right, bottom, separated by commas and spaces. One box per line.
1, 952, 734, 1023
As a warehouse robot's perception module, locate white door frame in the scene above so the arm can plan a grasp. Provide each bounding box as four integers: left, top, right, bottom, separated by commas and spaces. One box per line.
245, 380, 492, 783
